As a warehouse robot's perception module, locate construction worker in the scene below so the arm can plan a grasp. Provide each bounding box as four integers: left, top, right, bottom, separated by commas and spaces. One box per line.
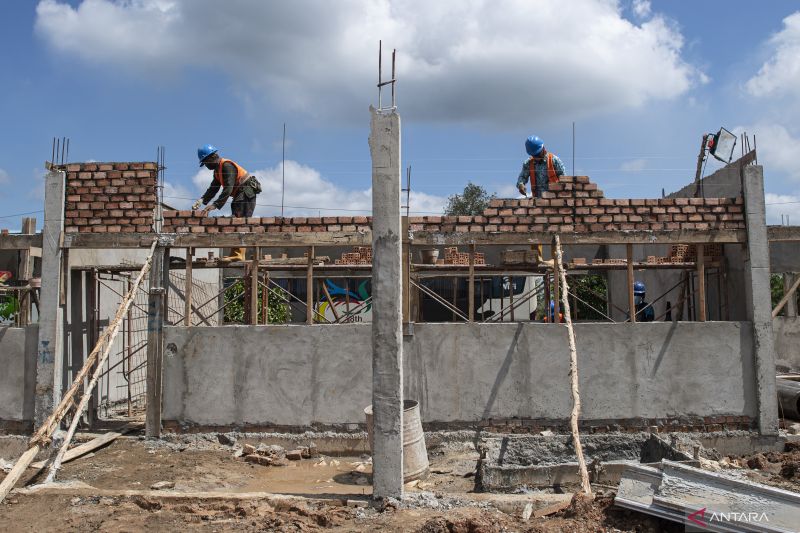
542, 300, 565, 323
192, 144, 261, 261
517, 135, 565, 198
633, 281, 655, 322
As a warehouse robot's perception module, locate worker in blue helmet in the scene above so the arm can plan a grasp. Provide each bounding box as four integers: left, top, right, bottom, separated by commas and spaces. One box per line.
192, 144, 262, 261
517, 135, 565, 198
632, 281, 655, 322
542, 300, 565, 323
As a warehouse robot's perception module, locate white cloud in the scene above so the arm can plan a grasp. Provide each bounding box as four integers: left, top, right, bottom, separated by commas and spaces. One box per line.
735, 123, 800, 182
620, 158, 647, 172
0, 168, 9, 185
765, 192, 800, 225
632, 0, 651, 19
745, 12, 800, 98
175, 159, 446, 217
35, 0, 701, 126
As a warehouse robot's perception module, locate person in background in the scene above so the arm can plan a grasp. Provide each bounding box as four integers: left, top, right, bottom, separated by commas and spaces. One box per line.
516, 135, 565, 198
633, 281, 655, 322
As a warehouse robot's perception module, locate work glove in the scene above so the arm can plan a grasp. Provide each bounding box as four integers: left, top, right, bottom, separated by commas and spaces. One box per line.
191, 199, 202, 210
517, 184, 527, 197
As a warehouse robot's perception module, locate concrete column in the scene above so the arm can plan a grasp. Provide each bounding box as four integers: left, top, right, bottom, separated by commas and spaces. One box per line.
34, 170, 66, 427
368, 106, 404, 500
742, 165, 779, 436
784, 273, 798, 318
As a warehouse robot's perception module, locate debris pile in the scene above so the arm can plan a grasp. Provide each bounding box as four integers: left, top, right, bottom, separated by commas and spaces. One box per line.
239, 443, 318, 467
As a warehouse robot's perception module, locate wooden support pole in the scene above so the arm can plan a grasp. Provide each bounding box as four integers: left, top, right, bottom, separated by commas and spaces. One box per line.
627, 244, 635, 322
552, 241, 560, 323
162, 246, 170, 324
773, 274, 800, 318
402, 218, 410, 324
146, 245, 166, 438
468, 243, 475, 322
509, 275, 515, 322
183, 247, 193, 326
17, 217, 36, 326
306, 246, 314, 324
321, 281, 340, 322
697, 247, 706, 322
249, 247, 259, 325
261, 272, 268, 324
554, 235, 592, 496
783, 273, 798, 318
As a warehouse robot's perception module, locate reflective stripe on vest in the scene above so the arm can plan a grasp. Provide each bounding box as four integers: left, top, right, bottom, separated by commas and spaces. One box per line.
214, 158, 250, 188
528, 152, 558, 190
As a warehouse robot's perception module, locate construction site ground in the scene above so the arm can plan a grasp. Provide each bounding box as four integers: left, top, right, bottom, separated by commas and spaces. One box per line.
1, 432, 799, 532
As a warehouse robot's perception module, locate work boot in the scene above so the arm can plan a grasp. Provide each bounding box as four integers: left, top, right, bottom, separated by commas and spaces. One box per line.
223, 247, 246, 262
534, 244, 555, 268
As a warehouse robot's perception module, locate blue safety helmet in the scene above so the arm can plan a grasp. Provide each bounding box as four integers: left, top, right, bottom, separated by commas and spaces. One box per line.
633, 281, 646, 295
525, 135, 544, 156
197, 144, 218, 166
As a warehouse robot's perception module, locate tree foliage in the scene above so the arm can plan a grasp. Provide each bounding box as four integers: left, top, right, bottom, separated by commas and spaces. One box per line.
223, 279, 290, 324
444, 182, 496, 216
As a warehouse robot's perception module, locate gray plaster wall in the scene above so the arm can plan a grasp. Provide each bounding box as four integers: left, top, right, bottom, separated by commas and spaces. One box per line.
0, 325, 38, 423
163, 322, 756, 427
774, 316, 800, 372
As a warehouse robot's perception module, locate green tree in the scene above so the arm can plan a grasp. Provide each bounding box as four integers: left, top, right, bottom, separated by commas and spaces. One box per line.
223, 279, 290, 324
444, 182, 496, 216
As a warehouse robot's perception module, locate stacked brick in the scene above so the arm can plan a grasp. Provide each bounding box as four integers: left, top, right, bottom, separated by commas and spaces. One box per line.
334, 246, 373, 265
443, 247, 486, 265
162, 213, 372, 234
161, 175, 745, 235
64, 162, 158, 233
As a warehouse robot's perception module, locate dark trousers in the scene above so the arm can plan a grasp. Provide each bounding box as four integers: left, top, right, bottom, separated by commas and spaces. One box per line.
231, 194, 256, 217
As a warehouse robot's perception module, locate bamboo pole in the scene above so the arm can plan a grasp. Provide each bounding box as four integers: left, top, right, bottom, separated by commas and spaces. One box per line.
468, 243, 475, 322
0, 241, 158, 502
554, 235, 592, 496
696, 248, 706, 321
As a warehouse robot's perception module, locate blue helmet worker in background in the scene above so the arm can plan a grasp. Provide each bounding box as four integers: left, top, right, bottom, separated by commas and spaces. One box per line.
633, 281, 655, 322
517, 135, 565, 198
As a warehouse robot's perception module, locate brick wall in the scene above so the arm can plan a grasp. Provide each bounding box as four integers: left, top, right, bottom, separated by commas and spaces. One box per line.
64, 162, 158, 233
162, 175, 745, 234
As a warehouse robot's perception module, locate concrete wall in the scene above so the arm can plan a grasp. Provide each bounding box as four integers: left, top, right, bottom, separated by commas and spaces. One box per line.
163, 322, 756, 427
0, 325, 38, 426
774, 316, 800, 372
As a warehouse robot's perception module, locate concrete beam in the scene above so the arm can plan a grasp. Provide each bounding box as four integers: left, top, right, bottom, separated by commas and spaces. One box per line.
34, 171, 66, 427
742, 165, 779, 436
368, 106, 404, 500
0, 233, 43, 250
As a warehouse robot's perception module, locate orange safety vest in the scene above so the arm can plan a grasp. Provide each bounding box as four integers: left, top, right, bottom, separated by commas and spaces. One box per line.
528, 152, 558, 193
214, 158, 250, 194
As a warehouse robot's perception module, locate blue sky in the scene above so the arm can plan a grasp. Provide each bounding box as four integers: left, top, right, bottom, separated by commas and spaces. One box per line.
2, 0, 800, 230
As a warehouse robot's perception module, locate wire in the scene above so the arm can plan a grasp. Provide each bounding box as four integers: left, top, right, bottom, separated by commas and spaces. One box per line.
0, 210, 44, 219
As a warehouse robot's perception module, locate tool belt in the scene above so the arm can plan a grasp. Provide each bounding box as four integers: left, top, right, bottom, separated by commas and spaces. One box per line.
239, 175, 262, 199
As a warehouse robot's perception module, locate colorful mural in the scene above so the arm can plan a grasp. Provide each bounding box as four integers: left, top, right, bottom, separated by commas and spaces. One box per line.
316, 279, 372, 323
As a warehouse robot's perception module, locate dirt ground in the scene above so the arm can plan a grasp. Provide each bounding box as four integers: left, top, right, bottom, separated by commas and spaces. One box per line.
1, 435, 797, 532
722, 440, 800, 492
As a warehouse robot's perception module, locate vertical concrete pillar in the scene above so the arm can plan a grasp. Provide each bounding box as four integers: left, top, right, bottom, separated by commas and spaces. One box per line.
34, 170, 66, 427
742, 165, 779, 436
784, 273, 798, 318
368, 106, 404, 500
